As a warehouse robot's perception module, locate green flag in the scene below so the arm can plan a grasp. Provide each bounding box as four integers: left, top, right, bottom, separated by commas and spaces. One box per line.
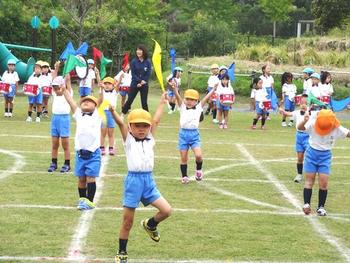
62, 54, 86, 75
100, 55, 112, 79
307, 92, 330, 108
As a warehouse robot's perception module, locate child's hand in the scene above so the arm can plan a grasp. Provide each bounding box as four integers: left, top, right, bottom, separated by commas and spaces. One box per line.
54, 61, 60, 70
213, 83, 218, 90
108, 104, 115, 112
304, 110, 310, 122
160, 92, 168, 104
94, 67, 99, 74
98, 82, 105, 89
278, 107, 285, 114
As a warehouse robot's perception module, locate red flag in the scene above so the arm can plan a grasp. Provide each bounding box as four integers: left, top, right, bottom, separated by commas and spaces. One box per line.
122, 52, 129, 69
92, 47, 103, 64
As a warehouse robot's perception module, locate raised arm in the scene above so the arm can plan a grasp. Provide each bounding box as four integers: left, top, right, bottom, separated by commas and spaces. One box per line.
297, 112, 310, 131
278, 107, 293, 117
109, 105, 128, 141
201, 84, 217, 107
65, 73, 72, 93
151, 92, 168, 136
51, 61, 61, 80
63, 75, 77, 113
173, 86, 183, 106
97, 83, 104, 106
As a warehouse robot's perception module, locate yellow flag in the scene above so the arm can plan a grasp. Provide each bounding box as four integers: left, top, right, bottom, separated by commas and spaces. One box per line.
97, 100, 110, 125
152, 39, 165, 92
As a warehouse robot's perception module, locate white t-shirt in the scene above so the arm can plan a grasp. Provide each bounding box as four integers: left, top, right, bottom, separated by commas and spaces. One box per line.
308, 84, 321, 98
124, 132, 155, 172
103, 89, 118, 109
179, 103, 203, 129
40, 73, 52, 87
27, 73, 44, 90
305, 119, 349, 150
79, 69, 96, 88
217, 84, 234, 97
282, 83, 297, 100
254, 88, 268, 102
2, 71, 19, 84
52, 90, 72, 115
73, 108, 101, 152
260, 75, 274, 88
207, 75, 219, 88
320, 83, 334, 96
303, 78, 312, 94
115, 70, 131, 87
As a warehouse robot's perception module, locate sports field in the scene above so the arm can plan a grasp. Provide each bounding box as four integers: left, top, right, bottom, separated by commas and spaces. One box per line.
1, 90, 350, 263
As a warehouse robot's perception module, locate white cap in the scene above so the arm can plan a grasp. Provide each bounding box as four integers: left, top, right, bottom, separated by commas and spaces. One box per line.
52, 76, 65, 86
87, 59, 94, 64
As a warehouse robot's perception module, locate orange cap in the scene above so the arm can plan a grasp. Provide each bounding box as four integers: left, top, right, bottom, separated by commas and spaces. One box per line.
314, 109, 340, 136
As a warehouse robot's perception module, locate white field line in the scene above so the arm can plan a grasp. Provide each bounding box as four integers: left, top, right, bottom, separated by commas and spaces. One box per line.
0, 149, 25, 180
236, 143, 350, 263
66, 155, 110, 262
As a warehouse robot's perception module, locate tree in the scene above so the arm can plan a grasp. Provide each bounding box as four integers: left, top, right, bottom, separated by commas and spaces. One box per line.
259, 0, 294, 40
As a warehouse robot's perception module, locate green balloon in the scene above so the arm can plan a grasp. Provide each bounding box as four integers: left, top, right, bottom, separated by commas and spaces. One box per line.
31, 16, 41, 29
49, 16, 60, 29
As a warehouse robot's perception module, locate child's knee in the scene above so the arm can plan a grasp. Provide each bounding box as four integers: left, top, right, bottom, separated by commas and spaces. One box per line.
122, 217, 134, 231
162, 205, 172, 218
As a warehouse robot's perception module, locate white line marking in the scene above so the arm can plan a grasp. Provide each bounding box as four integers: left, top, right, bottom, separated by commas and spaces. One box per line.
66, 155, 110, 262
0, 149, 25, 180
236, 143, 350, 262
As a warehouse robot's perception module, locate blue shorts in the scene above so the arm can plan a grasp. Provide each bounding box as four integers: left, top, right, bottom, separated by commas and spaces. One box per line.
217, 101, 231, 111
295, 131, 309, 153
79, 86, 91, 97
4, 84, 16, 98
207, 86, 213, 92
178, 128, 201, 151
167, 89, 175, 97
101, 110, 116, 128
255, 101, 266, 115
284, 96, 295, 112
28, 89, 43, 104
51, 114, 70, 137
304, 146, 332, 175
119, 90, 128, 97
74, 148, 101, 177
123, 171, 161, 208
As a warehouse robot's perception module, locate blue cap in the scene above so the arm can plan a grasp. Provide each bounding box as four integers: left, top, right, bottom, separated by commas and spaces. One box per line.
7, 59, 16, 65
310, 73, 320, 80
303, 67, 314, 74
87, 59, 94, 64
174, 66, 183, 72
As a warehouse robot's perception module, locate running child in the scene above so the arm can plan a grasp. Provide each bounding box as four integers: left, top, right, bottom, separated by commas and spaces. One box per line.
109, 93, 171, 263
298, 109, 350, 216
216, 74, 234, 129
281, 72, 297, 127
173, 85, 217, 184
251, 77, 268, 130
2, 59, 19, 117
260, 64, 274, 120
100, 77, 118, 156
63, 81, 104, 210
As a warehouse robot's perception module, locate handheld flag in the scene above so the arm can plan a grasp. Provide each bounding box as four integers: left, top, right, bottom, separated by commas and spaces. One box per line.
122, 52, 129, 69
308, 92, 329, 108
100, 55, 112, 79
169, 48, 176, 73
62, 54, 86, 75
75, 42, 89, 56
227, 62, 236, 81
330, 96, 350, 112
97, 100, 110, 125
152, 39, 165, 92
92, 47, 103, 64
59, 42, 75, 61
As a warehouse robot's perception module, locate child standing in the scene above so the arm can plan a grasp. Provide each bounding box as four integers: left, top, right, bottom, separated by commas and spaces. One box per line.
26, 61, 44, 123
281, 72, 297, 127
251, 77, 268, 130
79, 59, 98, 97
63, 83, 103, 210
109, 94, 171, 263
41, 61, 53, 118
298, 109, 350, 216
302, 68, 314, 95
216, 74, 234, 129
205, 64, 219, 123
115, 63, 131, 110
166, 67, 183, 114
47, 73, 72, 173
308, 73, 321, 98
2, 59, 19, 117
260, 64, 274, 120
320, 71, 334, 97
173, 86, 216, 184
100, 77, 118, 156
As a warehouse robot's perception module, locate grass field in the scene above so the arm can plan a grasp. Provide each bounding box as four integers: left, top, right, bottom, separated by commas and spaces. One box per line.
1, 89, 350, 263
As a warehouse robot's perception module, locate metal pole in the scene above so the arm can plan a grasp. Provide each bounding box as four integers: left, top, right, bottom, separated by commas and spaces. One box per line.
51, 29, 57, 68
32, 29, 38, 59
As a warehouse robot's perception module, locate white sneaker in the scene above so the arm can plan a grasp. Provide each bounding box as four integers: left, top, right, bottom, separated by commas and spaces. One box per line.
294, 174, 303, 183
35, 117, 41, 123
8, 112, 12, 118
26, 116, 32, 122
212, 119, 219, 124
303, 203, 311, 215
4, 112, 8, 117
282, 121, 287, 127
168, 110, 174, 115
317, 207, 327, 216
288, 121, 293, 127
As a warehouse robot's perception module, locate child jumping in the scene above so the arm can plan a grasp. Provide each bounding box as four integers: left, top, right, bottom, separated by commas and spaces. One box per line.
281, 72, 297, 127
109, 93, 171, 263
2, 59, 19, 117
173, 85, 217, 184
216, 74, 234, 129
298, 109, 350, 216
251, 77, 268, 130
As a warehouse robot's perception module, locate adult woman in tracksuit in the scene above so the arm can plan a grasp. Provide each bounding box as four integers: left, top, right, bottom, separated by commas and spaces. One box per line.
122, 44, 152, 116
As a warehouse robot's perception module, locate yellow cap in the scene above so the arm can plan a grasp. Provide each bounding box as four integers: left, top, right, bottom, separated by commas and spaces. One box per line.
80, 95, 98, 106
210, 63, 219, 69
127, 109, 152, 125
41, 61, 50, 67
102, 77, 116, 84
184, 89, 199, 100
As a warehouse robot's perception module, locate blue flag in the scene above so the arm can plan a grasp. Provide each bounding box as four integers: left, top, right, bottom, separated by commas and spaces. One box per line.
59, 42, 75, 61
227, 62, 235, 81
169, 48, 176, 73
75, 42, 89, 56
330, 96, 350, 112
